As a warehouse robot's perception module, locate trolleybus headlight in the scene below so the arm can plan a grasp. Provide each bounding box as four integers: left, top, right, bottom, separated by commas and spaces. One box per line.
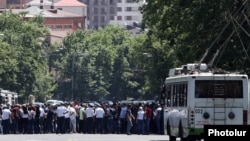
203, 112, 210, 119
228, 112, 235, 119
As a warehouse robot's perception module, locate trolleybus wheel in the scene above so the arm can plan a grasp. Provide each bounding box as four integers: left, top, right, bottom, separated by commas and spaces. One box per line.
169, 136, 176, 141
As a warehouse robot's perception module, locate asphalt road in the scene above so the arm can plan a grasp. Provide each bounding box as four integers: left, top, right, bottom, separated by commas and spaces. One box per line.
0, 133, 174, 141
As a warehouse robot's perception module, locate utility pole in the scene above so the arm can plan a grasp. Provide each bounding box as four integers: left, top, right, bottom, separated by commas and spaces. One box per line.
71, 53, 75, 101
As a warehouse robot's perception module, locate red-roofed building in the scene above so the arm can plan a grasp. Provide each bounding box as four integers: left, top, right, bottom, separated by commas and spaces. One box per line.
0, 6, 86, 44
54, 0, 87, 17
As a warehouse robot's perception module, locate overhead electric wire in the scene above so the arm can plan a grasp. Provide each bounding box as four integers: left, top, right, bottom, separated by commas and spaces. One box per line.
198, 0, 249, 66
231, 14, 250, 64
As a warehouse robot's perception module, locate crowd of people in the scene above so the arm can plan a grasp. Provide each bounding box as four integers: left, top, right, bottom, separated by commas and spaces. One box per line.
0, 101, 164, 135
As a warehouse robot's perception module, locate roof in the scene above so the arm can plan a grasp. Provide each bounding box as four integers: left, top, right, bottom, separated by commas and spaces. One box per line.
54, 0, 86, 7
26, 0, 52, 6
6, 6, 83, 18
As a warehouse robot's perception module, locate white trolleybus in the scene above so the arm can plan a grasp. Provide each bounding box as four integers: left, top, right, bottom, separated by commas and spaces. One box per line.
161, 63, 249, 141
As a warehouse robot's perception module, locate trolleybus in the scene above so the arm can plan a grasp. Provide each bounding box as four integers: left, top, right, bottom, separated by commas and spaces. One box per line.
161, 63, 249, 141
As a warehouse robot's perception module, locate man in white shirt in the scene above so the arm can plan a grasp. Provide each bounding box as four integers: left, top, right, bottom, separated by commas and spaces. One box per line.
55, 103, 67, 134
137, 106, 145, 134
85, 104, 95, 133
1, 105, 11, 134
69, 104, 77, 133
95, 105, 104, 134
39, 105, 45, 133
64, 104, 70, 133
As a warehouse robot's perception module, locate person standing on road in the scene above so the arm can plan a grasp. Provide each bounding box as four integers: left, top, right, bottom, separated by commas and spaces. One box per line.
126, 104, 134, 135
69, 104, 77, 133
1, 105, 11, 134
137, 106, 145, 135
154, 104, 162, 135
55, 103, 67, 134
95, 105, 104, 134
85, 104, 95, 134
78, 104, 86, 133
144, 104, 152, 135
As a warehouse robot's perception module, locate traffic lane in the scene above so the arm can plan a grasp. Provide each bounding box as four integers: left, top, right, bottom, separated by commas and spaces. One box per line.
0, 134, 174, 141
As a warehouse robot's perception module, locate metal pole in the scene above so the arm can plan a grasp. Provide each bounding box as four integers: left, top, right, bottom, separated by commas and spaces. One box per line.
71, 53, 75, 101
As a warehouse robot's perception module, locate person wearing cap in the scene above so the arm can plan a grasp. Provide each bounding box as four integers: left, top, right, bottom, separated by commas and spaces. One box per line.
1, 105, 11, 134
94, 104, 104, 134
137, 106, 145, 135
85, 103, 95, 133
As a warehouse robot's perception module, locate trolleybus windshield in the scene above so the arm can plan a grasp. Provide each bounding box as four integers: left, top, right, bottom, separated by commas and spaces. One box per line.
195, 80, 243, 98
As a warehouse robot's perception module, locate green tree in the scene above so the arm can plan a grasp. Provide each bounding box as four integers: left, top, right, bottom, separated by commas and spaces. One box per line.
141, 0, 250, 72
54, 25, 146, 101
0, 11, 55, 103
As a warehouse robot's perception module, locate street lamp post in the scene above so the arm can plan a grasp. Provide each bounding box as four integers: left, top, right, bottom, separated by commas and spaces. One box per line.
71, 53, 75, 101
71, 50, 89, 101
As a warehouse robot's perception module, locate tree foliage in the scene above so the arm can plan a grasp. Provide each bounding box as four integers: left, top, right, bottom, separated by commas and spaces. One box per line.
52, 25, 147, 101
0, 11, 54, 103
141, 0, 250, 73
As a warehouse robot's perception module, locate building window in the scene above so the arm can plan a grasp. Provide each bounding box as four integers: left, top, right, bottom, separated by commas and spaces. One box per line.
110, 0, 115, 4
126, 0, 133, 3
117, 16, 122, 21
55, 25, 62, 30
94, 7, 98, 14
126, 7, 132, 11
64, 25, 72, 29
101, 0, 106, 5
118, 0, 122, 3
126, 16, 132, 20
110, 16, 114, 20
87, 8, 90, 14
110, 7, 115, 14
117, 7, 122, 12
95, 25, 98, 30
94, 16, 98, 22
7, 0, 21, 4
101, 16, 106, 22
94, 0, 98, 5
101, 8, 106, 14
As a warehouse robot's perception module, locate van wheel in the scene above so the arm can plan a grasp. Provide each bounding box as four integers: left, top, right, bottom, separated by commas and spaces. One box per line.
169, 136, 176, 141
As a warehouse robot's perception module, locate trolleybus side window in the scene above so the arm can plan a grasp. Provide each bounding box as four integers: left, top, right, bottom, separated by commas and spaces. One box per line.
195, 80, 243, 98
166, 85, 171, 106
166, 83, 187, 107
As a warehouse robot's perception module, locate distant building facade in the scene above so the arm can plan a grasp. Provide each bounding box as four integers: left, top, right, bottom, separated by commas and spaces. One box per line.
80, 0, 145, 30
0, 6, 86, 44
80, 0, 117, 30
109, 0, 145, 27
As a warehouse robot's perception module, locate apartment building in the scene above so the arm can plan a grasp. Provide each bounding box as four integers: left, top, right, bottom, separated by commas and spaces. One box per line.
79, 0, 117, 30
26, 0, 53, 9
0, 0, 87, 44
80, 0, 144, 30
0, 0, 7, 9
110, 0, 145, 27
0, 0, 30, 9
